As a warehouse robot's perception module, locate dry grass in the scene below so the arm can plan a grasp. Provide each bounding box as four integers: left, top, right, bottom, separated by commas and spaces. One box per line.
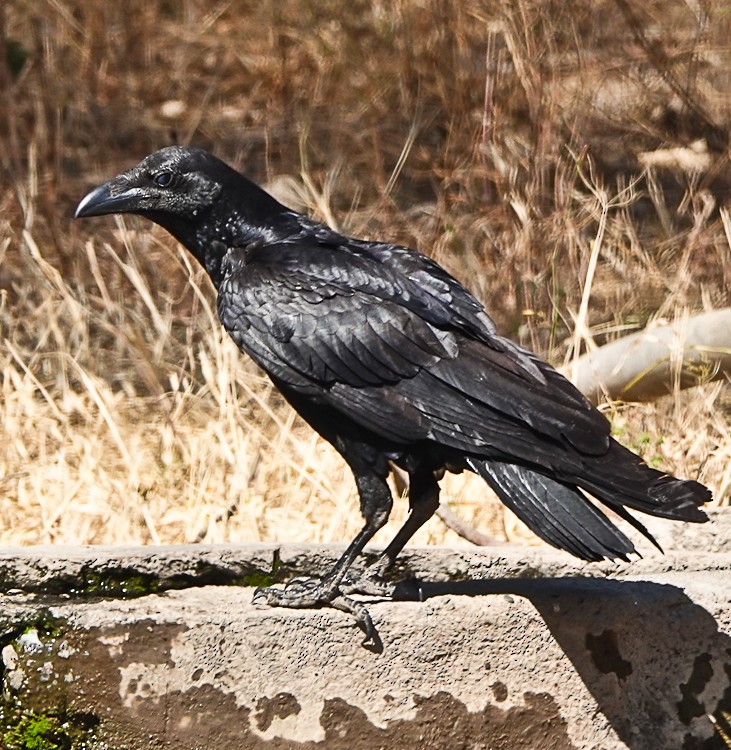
1, 0, 730, 549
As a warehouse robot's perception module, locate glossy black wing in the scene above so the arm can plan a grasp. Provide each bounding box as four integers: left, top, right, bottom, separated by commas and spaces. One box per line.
217, 243, 459, 389
217, 239, 611, 455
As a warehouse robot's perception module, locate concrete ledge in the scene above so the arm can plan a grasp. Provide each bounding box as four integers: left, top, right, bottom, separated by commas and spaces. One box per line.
1, 516, 730, 749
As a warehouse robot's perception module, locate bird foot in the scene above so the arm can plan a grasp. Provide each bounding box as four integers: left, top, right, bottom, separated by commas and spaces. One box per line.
341, 568, 424, 601
253, 576, 332, 609
340, 570, 396, 597
253, 576, 381, 648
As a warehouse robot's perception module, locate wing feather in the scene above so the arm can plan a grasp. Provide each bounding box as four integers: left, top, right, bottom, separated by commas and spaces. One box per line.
217, 240, 610, 462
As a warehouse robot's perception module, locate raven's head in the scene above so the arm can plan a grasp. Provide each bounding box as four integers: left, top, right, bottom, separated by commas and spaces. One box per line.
75, 146, 236, 222
76, 146, 289, 280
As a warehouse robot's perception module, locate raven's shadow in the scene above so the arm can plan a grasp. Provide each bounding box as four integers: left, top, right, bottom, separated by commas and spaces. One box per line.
413, 576, 731, 750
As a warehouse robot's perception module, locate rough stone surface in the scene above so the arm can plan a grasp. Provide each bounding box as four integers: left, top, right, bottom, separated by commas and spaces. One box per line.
0, 512, 730, 749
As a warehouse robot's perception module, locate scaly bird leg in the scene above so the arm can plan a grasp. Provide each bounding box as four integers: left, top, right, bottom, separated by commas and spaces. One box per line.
341, 465, 440, 598
253, 470, 392, 646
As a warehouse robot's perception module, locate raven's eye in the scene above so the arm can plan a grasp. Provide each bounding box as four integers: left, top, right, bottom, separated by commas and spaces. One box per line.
154, 171, 174, 188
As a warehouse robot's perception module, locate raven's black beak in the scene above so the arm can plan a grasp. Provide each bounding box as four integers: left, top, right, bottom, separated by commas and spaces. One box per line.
75, 181, 145, 219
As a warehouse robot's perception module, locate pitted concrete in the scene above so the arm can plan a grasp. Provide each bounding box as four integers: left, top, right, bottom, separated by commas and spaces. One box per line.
0, 510, 730, 749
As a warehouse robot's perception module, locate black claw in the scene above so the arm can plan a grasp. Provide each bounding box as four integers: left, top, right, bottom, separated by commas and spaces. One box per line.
252, 586, 270, 606
330, 594, 382, 651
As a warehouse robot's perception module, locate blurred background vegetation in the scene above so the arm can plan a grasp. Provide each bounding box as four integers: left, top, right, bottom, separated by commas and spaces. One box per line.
0, 0, 729, 548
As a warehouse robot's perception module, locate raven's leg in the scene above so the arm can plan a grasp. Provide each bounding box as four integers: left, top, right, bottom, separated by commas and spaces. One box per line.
372, 464, 440, 575
342, 463, 440, 596
253, 444, 393, 643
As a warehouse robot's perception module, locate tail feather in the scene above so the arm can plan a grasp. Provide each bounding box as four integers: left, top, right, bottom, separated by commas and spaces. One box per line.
467, 435, 710, 562
468, 459, 642, 562
601, 501, 663, 554
573, 440, 710, 523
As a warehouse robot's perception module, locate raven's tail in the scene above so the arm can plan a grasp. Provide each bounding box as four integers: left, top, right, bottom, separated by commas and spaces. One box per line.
572, 439, 710, 523
468, 459, 642, 561
468, 443, 710, 562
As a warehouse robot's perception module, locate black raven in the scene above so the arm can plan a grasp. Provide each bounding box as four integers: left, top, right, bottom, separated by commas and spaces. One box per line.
76, 146, 710, 641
